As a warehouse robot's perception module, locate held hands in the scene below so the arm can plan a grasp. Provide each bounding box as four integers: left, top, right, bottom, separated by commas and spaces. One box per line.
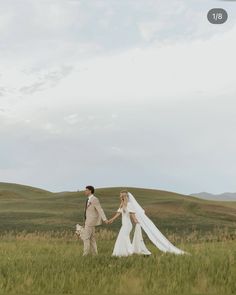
104, 219, 114, 225
104, 219, 113, 224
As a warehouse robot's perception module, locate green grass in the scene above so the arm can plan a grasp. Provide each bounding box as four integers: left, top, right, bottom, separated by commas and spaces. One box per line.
0, 183, 236, 294
0, 231, 235, 295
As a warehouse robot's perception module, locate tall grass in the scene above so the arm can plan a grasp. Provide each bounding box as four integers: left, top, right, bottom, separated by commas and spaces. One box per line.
0, 228, 236, 294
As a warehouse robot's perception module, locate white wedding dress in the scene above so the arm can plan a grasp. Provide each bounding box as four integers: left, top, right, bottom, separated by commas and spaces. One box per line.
112, 202, 151, 257
112, 192, 190, 257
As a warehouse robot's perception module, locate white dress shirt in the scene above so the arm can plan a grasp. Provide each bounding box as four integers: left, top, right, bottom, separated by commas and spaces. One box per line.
87, 194, 94, 206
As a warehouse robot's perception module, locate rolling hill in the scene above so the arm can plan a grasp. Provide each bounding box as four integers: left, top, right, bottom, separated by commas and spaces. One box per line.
190, 192, 236, 201
0, 182, 236, 234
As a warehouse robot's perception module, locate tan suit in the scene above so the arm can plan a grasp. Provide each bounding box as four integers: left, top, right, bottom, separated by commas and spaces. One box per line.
83, 195, 107, 256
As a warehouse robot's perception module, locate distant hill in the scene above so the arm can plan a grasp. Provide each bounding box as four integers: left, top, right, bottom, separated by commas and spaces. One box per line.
1, 182, 236, 234
190, 192, 236, 201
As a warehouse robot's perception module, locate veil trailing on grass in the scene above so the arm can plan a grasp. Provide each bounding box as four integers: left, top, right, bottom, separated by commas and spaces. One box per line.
128, 192, 190, 255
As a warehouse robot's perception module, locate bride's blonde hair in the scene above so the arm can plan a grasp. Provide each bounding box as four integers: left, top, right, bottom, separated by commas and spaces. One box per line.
119, 190, 129, 213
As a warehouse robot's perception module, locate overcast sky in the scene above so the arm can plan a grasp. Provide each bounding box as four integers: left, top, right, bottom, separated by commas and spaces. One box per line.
0, 0, 236, 194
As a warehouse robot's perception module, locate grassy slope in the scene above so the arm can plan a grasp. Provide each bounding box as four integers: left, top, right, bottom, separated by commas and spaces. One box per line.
0, 183, 236, 234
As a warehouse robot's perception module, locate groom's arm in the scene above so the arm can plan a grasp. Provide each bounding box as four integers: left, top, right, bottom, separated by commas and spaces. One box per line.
93, 198, 107, 222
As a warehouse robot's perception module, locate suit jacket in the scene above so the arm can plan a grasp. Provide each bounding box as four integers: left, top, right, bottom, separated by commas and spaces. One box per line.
85, 195, 107, 227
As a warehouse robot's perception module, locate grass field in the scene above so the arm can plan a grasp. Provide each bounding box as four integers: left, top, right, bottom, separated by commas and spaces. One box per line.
0, 182, 236, 294
0, 230, 236, 295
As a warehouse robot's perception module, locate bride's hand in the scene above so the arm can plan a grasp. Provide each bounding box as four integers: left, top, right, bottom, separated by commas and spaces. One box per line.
108, 219, 113, 224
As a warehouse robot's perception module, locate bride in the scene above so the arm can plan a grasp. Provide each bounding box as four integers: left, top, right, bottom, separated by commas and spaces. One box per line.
108, 190, 189, 257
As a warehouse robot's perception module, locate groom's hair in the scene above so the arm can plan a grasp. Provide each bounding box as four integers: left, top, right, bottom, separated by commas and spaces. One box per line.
86, 185, 95, 194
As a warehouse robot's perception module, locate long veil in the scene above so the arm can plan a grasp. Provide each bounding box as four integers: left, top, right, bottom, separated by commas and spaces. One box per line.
128, 192, 190, 255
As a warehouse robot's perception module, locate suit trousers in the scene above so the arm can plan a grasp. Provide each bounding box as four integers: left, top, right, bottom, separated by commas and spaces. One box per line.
83, 225, 98, 256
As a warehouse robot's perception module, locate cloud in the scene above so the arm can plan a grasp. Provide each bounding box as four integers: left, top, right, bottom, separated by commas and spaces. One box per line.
64, 114, 79, 125
19, 65, 74, 95
17, 24, 235, 113
1, 0, 236, 193
138, 21, 167, 42
1, 21, 236, 138
0, 87, 7, 97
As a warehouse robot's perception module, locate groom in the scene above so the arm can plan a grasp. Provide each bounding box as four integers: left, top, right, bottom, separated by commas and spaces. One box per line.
83, 185, 108, 256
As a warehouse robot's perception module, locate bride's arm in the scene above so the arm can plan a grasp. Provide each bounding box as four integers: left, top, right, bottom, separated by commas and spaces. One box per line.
108, 212, 121, 224
130, 213, 139, 224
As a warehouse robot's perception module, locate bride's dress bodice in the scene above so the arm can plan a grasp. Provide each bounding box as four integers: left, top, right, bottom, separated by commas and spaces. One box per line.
117, 203, 136, 231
